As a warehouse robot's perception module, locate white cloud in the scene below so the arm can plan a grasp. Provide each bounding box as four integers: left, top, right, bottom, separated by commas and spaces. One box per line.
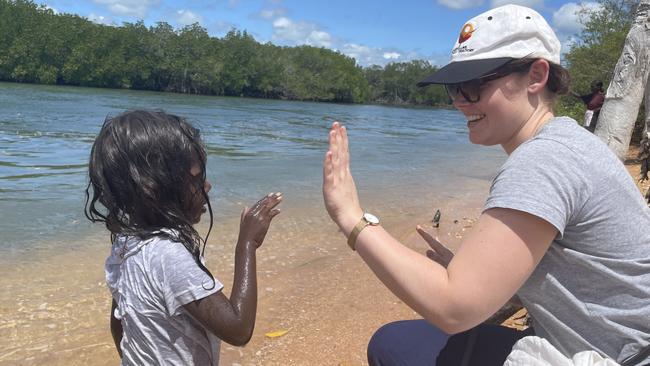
437, 0, 483, 10
44, 5, 58, 14
339, 44, 448, 67
177, 9, 203, 26
551, 2, 602, 52
309, 31, 332, 46
264, 14, 433, 67
88, 13, 113, 25
559, 35, 581, 53
273, 17, 290, 28
92, 0, 158, 18
400, 50, 450, 67
340, 44, 409, 66
490, 0, 544, 8
259, 8, 286, 20
272, 17, 333, 48
383, 52, 401, 60
428, 53, 453, 67
211, 20, 237, 33
340, 43, 385, 65
552, 2, 601, 34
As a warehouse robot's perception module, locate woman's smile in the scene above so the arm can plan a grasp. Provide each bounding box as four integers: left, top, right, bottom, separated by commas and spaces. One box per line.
466, 114, 486, 128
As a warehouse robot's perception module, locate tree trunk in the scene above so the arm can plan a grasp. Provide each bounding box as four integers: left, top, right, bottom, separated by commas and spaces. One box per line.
640, 79, 650, 181
639, 79, 650, 202
594, 0, 650, 161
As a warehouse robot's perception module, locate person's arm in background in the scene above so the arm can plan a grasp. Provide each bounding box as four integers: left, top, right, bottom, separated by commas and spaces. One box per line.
587, 92, 605, 111
110, 299, 123, 358
580, 93, 593, 105
569, 90, 592, 105
322, 122, 557, 333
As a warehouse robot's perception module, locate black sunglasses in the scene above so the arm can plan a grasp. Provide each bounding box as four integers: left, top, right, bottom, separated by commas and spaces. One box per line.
444, 60, 536, 103
444, 73, 508, 103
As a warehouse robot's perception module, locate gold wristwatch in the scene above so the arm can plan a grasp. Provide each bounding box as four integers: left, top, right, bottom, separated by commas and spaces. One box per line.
347, 212, 380, 251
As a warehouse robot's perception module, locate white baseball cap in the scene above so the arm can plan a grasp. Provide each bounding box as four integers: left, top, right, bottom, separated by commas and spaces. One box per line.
418, 4, 561, 85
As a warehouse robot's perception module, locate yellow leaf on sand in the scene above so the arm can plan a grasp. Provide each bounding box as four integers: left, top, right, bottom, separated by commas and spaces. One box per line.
265, 329, 289, 338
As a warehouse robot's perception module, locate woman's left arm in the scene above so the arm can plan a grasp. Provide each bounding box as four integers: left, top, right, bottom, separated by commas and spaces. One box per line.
355, 208, 556, 333
323, 122, 557, 333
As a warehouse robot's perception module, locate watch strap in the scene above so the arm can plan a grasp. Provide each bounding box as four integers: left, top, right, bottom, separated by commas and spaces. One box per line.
347, 218, 369, 251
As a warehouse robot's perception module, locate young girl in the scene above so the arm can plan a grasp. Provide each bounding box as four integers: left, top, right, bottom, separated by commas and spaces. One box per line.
85, 110, 282, 365
323, 4, 650, 366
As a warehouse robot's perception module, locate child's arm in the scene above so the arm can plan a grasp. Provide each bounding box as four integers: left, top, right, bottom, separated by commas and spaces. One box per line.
184, 193, 282, 346
110, 299, 123, 358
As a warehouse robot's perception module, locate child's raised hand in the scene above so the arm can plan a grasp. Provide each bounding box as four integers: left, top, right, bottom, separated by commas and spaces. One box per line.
238, 192, 282, 248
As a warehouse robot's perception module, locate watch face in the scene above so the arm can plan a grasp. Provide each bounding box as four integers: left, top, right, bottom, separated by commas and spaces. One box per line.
363, 213, 380, 224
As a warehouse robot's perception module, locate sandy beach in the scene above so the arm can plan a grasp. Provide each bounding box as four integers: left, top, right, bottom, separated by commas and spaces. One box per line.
1, 147, 646, 366
0, 184, 487, 366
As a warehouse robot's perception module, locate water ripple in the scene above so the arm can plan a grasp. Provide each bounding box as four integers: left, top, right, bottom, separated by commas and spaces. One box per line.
0, 82, 506, 253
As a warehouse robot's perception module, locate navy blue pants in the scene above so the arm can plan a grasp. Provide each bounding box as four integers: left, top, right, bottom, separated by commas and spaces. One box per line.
367, 320, 534, 366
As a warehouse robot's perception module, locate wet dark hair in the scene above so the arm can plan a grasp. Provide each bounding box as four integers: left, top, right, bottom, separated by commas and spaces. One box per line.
498, 58, 571, 96
84, 110, 215, 287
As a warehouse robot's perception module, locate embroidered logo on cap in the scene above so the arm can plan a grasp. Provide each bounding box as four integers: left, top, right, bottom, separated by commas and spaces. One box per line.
458, 23, 475, 44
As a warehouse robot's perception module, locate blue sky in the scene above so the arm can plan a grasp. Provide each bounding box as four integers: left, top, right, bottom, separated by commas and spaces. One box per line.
41, 0, 601, 66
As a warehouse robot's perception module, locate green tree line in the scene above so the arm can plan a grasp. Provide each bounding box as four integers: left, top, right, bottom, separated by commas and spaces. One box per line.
0, 0, 448, 105
0, 0, 641, 115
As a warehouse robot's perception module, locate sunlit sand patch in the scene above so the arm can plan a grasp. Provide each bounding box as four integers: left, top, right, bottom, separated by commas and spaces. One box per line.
1, 184, 491, 365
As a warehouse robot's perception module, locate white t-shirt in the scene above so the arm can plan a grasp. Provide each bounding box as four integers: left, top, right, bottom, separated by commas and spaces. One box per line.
106, 234, 223, 365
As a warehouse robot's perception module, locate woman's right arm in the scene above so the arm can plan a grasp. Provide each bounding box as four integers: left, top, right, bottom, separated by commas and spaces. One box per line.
184, 193, 281, 346
323, 122, 557, 333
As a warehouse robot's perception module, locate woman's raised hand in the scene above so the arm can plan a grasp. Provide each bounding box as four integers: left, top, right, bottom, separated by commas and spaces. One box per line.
238, 192, 282, 248
416, 225, 454, 268
322, 122, 363, 235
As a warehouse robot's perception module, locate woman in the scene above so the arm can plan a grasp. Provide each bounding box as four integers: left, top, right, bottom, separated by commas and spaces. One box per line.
322, 5, 650, 365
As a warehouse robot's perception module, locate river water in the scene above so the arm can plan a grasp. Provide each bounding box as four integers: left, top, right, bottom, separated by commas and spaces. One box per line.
0, 81, 510, 365
0, 81, 504, 256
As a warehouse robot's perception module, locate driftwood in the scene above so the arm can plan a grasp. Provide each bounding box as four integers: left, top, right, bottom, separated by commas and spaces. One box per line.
485, 303, 525, 326
594, 0, 650, 204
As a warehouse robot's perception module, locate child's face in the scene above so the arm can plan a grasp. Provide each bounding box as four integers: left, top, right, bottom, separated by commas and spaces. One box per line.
188, 162, 212, 224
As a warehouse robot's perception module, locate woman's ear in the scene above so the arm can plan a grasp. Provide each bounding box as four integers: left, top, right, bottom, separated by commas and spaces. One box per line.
527, 59, 550, 95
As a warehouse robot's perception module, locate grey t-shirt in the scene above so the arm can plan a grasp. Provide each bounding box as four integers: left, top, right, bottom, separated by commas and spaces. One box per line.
106, 233, 223, 365
484, 117, 650, 363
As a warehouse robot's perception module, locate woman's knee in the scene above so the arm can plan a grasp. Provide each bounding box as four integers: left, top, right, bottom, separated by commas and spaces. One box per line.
367, 321, 403, 357
367, 320, 450, 366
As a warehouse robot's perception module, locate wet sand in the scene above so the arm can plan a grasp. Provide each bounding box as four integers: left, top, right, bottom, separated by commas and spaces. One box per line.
1, 147, 646, 366
0, 180, 487, 366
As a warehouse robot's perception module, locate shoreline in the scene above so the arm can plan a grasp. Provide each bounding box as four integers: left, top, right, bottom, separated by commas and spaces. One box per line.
0, 184, 488, 366
0, 81, 446, 109
1, 145, 645, 365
